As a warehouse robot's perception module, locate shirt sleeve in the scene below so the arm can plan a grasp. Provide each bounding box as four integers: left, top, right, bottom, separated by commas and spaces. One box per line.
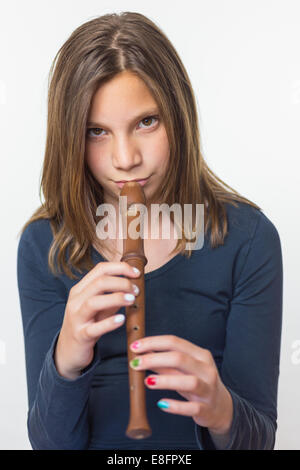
17, 236, 101, 450
194, 210, 283, 450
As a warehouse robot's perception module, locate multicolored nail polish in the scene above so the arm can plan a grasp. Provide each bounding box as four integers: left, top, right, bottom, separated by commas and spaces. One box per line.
130, 358, 140, 368
157, 400, 169, 409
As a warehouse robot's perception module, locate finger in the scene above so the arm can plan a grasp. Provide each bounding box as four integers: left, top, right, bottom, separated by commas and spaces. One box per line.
81, 290, 136, 322
145, 374, 210, 398
145, 368, 192, 400
147, 366, 183, 376
80, 274, 138, 308
155, 398, 203, 419
142, 368, 191, 400
72, 261, 140, 295
94, 305, 124, 322
130, 350, 204, 377
130, 335, 212, 364
83, 312, 126, 340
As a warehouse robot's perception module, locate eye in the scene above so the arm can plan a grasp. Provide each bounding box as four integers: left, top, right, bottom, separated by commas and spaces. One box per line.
86, 115, 160, 140
138, 115, 159, 129
86, 128, 104, 138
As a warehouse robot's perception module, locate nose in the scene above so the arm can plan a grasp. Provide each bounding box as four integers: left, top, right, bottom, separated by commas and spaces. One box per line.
112, 136, 142, 171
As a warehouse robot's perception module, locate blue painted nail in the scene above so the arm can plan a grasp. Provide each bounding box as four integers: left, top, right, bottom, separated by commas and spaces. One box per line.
157, 400, 169, 409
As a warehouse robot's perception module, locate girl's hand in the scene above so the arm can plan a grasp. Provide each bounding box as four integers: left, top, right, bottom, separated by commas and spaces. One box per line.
129, 335, 233, 434
54, 261, 140, 379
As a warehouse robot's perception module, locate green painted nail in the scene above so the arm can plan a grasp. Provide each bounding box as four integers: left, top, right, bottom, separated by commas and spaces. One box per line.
130, 358, 140, 368
157, 400, 169, 409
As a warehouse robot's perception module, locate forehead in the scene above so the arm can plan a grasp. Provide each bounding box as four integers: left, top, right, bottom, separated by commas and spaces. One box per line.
89, 72, 158, 118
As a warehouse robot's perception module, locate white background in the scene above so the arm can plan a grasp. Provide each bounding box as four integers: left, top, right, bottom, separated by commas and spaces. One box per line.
1, 0, 299, 450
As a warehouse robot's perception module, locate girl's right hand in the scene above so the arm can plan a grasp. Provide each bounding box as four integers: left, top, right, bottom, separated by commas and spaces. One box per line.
54, 261, 140, 379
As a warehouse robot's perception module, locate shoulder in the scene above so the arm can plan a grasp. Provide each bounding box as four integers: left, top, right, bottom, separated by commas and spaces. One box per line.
17, 218, 54, 267
223, 201, 282, 285
19, 217, 53, 243
17, 219, 70, 300
224, 201, 281, 248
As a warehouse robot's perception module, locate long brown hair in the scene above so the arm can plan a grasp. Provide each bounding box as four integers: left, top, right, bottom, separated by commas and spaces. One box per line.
18, 11, 261, 280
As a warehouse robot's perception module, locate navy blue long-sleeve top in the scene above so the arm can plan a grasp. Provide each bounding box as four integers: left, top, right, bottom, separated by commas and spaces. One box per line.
16, 202, 283, 450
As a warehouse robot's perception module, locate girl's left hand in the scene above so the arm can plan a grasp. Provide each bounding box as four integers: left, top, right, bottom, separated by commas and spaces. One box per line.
129, 335, 233, 434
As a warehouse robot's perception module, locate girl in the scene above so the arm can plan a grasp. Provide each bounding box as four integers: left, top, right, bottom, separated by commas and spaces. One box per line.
17, 12, 283, 450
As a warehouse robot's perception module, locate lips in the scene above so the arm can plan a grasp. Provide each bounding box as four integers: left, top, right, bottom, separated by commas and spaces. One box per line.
115, 177, 150, 188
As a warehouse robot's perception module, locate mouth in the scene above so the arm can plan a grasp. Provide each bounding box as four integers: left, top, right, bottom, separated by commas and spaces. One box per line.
114, 176, 150, 188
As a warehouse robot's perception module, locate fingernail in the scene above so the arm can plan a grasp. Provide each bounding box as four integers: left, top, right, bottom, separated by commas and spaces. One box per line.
131, 340, 140, 350
132, 284, 139, 295
157, 400, 169, 409
114, 314, 125, 323
124, 293, 135, 302
132, 267, 140, 275
130, 358, 140, 368
146, 376, 157, 386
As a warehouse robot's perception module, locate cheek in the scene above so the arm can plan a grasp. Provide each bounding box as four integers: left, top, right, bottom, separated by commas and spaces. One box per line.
157, 132, 170, 170
143, 128, 170, 167
85, 145, 105, 174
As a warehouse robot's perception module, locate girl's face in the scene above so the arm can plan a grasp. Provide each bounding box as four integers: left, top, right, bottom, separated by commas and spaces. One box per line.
85, 70, 170, 209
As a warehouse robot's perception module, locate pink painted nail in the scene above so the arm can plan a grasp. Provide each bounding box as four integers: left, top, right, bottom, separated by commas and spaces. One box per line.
131, 341, 140, 350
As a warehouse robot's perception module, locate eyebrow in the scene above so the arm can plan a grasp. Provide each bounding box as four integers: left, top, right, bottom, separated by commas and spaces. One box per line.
86, 107, 160, 128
